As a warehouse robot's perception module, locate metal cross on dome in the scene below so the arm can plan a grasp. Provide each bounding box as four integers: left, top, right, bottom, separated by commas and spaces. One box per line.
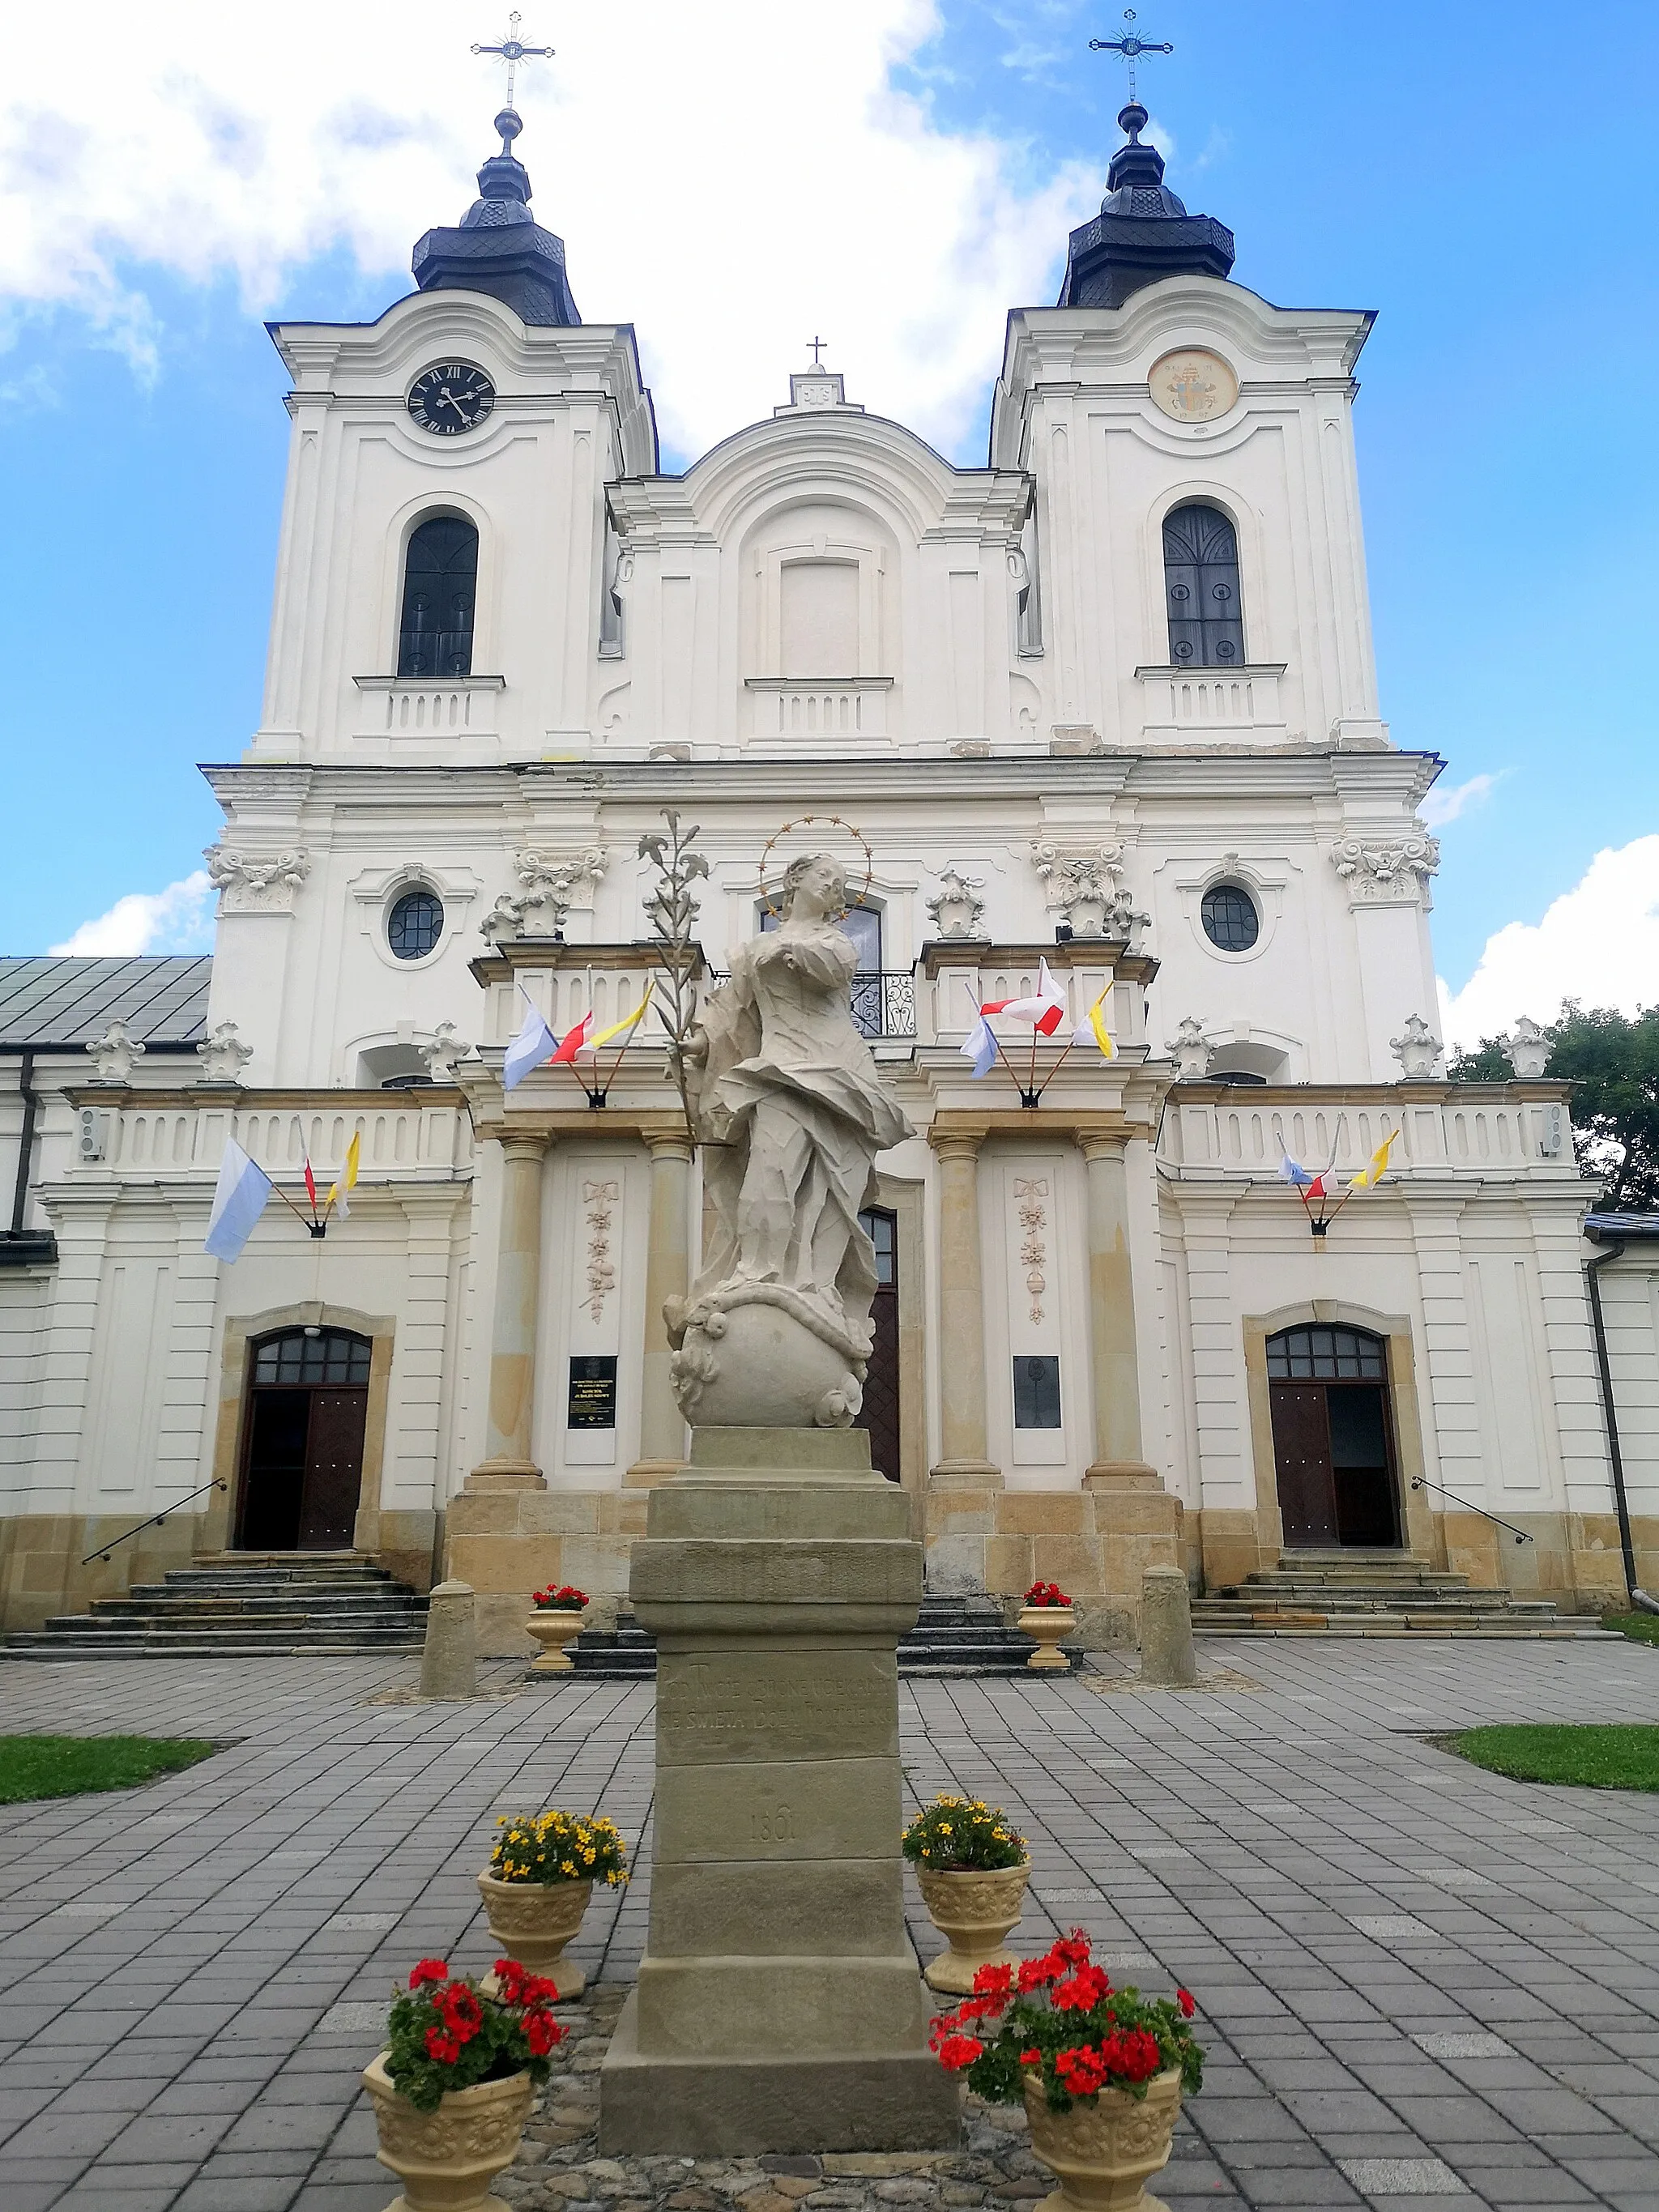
1088, 8, 1173, 101
808, 335, 828, 368
472, 11, 555, 106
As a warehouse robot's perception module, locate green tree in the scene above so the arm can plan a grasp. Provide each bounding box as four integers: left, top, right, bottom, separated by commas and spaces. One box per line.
1449, 1004, 1659, 1209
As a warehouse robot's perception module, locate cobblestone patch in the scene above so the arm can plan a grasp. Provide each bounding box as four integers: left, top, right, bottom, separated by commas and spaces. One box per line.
499, 1987, 1217, 2212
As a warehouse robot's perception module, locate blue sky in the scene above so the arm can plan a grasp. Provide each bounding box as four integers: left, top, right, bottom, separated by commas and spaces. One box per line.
2, 0, 1655, 1039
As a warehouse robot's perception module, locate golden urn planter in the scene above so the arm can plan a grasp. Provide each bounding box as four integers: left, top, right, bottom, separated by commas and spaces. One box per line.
1023, 2068, 1183, 2212
524, 1608, 584, 1674
476, 1872, 592, 2000
915, 1860, 1031, 1993
1018, 1605, 1076, 1671
362, 2050, 534, 2212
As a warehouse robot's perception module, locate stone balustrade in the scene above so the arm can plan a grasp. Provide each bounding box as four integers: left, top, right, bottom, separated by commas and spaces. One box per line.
62, 1089, 472, 1184
1159, 1082, 1574, 1182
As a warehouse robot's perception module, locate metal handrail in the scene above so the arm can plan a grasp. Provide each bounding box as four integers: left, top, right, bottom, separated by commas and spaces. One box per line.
82, 1480, 228, 1566
1409, 1475, 1533, 1545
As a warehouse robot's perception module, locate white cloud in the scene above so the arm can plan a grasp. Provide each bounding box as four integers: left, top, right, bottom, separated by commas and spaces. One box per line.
1437, 836, 1659, 1050
0, 2, 1102, 459
1419, 771, 1501, 829
50, 872, 215, 957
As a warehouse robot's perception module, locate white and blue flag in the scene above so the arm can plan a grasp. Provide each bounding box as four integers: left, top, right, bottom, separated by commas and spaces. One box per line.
203, 1137, 273, 1263
504, 991, 559, 1091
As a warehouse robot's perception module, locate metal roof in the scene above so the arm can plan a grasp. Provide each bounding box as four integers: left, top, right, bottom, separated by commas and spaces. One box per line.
0, 957, 212, 1049
1585, 1212, 1659, 1244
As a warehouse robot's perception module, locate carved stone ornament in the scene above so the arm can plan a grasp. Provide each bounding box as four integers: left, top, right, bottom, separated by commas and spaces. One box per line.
1165, 1016, 1214, 1081
86, 1020, 145, 1084
582, 1178, 621, 1323
417, 1023, 468, 1083
925, 864, 987, 940
1030, 839, 1139, 940
1390, 1013, 1443, 1080
203, 843, 311, 915
1503, 1014, 1550, 1080
1331, 830, 1440, 905
194, 1020, 254, 1085
480, 845, 609, 941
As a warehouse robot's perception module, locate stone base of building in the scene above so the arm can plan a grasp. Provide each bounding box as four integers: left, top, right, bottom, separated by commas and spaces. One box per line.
1189, 1503, 1647, 1609
599, 1991, 957, 2154
443, 1483, 649, 1655
922, 1476, 1183, 1646
0, 1511, 208, 1635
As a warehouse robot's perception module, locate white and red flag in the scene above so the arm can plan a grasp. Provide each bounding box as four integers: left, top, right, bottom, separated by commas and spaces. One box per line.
980, 958, 1068, 1037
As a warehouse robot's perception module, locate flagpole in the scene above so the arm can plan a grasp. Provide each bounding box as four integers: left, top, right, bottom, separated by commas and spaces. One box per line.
1030, 1035, 1077, 1104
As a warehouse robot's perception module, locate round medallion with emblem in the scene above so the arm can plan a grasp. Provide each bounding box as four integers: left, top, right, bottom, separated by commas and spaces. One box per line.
1148, 347, 1239, 424
407, 361, 497, 436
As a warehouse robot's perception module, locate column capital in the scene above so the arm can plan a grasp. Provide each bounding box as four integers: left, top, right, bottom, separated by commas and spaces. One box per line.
497, 1129, 553, 1163
642, 1128, 695, 1164
929, 1126, 987, 1163
1075, 1126, 1132, 1163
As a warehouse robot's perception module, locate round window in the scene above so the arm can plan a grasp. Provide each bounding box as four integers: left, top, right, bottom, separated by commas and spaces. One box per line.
387, 889, 444, 961
1201, 881, 1259, 953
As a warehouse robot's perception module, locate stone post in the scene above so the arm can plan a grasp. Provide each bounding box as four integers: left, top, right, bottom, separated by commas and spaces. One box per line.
929, 1131, 1000, 1484
467, 1131, 552, 1490
599, 1427, 957, 2154
1139, 1565, 1196, 1686
1077, 1130, 1158, 1488
626, 1129, 693, 1486
420, 1579, 477, 1698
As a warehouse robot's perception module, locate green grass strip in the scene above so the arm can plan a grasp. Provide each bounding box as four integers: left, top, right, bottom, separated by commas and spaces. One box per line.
1449, 1724, 1659, 1792
0, 1734, 217, 1805
1602, 1612, 1659, 1647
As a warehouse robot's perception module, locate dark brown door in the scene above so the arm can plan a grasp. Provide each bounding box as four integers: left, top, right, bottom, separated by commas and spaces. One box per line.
300, 1390, 369, 1549
237, 1329, 372, 1552
1270, 1383, 1339, 1547
855, 1206, 902, 1481
1266, 1326, 1401, 1550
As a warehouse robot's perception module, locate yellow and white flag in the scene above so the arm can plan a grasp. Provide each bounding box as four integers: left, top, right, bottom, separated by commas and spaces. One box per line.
585, 982, 654, 1054
1347, 1127, 1397, 1190
326, 1130, 360, 1221
1072, 987, 1116, 1059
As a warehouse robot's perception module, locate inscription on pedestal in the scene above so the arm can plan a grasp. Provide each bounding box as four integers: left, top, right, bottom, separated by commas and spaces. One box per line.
653, 1756, 902, 1865
656, 1647, 898, 1766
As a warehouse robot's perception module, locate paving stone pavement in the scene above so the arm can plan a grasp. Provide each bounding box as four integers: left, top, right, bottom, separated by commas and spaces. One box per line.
0, 1639, 1657, 2211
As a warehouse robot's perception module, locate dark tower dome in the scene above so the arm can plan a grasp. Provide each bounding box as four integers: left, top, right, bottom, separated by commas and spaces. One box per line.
1057, 101, 1234, 309
412, 106, 580, 326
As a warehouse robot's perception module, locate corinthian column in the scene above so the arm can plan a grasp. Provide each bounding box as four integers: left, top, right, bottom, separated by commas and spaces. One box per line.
929, 1130, 1000, 1484
1077, 1130, 1158, 1488
626, 1127, 693, 1486
467, 1131, 552, 1491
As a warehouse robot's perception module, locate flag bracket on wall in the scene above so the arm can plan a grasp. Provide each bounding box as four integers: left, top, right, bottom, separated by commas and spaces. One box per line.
1278, 1128, 1399, 1239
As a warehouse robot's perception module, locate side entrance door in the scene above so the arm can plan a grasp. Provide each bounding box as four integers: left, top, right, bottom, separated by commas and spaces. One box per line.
855, 1206, 901, 1481
237, 1329, 372, 1551
1266, 1324, 1401, 1550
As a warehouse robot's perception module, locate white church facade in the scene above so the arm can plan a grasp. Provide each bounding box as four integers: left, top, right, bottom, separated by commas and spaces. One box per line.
2, 95, 1653, 1649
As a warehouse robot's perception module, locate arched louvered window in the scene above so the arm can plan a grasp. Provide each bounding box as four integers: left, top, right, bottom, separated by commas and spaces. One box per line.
1163, 504, 1243, 668
398, 515, 478, 678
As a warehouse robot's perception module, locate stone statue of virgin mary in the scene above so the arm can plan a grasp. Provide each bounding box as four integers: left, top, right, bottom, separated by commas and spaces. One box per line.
666, 854, 915, 1428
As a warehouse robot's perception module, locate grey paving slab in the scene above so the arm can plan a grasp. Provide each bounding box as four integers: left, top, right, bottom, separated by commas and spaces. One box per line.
0, 1639, 1657, 2208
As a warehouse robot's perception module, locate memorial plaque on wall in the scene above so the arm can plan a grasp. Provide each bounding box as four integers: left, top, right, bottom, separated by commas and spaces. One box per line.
567, 1353, 619, 1430
1013, 1354, 1062, 1430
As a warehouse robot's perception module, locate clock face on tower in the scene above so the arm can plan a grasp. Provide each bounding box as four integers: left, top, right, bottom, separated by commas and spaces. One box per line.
407, 362, 497, 436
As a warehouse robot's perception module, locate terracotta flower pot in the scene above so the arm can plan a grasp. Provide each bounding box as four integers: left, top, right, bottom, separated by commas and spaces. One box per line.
915, 1859, 1031, 1993
1018, 1605, 1076, 1671
475, 1871, 592, 2000
1023, 2068, 1183, 2212
524, 1608, 584, 1674
362, 2050, 534, 2212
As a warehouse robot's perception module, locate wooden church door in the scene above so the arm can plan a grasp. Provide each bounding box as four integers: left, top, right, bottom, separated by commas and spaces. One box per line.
855, 1207, 901, 1481
1267, 1325, 1400, 1549
237, 1329, 371, 1552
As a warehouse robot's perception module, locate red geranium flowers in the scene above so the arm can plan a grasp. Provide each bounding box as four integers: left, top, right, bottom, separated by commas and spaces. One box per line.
927, 1931, 1205, 2112
384, 1958, 568, 2113
531, 1584, 589, 1610
1023, 1581, 1073, 1608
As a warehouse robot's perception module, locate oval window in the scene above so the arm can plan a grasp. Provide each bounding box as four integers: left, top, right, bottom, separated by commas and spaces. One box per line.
1201, 881, 1259, 953
388, 889, 444, 961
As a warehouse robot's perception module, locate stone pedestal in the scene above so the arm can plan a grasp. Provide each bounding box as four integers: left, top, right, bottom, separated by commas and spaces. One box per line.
599, 1426, 958, 2155
419, 1579, 477, 1699
1139, 1565, 1197, 1686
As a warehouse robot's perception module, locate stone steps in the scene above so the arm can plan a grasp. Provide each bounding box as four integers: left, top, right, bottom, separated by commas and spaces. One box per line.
565, 1596, 1051, 1680
2, 1557, 429, 1660
1194, 1554, 1613, 1637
